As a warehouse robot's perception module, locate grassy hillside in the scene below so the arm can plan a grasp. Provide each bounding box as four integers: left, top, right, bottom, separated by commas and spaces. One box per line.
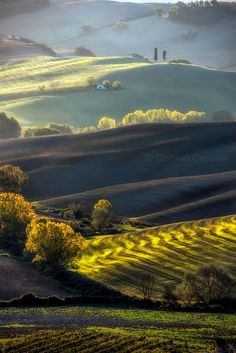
0, 123, 236, 223
0, 57, 235, 127
75, 214, 236, 298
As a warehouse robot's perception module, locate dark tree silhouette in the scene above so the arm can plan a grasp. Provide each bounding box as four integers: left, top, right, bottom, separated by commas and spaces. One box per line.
163, 50, 167, 61
154, 48, 158, 63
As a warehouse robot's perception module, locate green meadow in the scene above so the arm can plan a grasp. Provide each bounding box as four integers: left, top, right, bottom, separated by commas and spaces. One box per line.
0, 56, 236, 127
0, 306, 235, 352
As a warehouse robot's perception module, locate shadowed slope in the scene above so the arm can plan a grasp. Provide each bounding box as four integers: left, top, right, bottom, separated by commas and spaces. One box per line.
0, 122, 235, 222
0, 255, 68, 300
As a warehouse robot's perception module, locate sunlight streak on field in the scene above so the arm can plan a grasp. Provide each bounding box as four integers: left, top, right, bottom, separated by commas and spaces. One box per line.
75, 215, 236, 297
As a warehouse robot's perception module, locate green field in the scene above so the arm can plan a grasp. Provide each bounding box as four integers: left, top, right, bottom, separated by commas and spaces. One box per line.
0, 56, 236, 127
75, 215, 236, 298
0, 306, 235, 352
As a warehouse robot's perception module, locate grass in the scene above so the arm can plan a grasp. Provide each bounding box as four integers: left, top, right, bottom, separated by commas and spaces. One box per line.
74, 214, 236, 298
0, 56, 235, 127
0, 306, 235, 352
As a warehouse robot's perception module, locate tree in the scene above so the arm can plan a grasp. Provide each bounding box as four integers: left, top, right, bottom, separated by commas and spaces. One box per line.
113, 21, 128, 31
74, 46, 95, 57
46, 123, 73, 134
154, 48, 158, 62
175, 265, 235, 305
0, 112, 21, 139
112, 81, 122, 90
211, 110, 234, 122
102, 80, 110, 89
0, 165, 29, 193
175, 277, 196, 305
0, 193, 35, 251
122, 110, 146, 125
162, 285, 178, 307
25, 218, 86, 266
91, 199, 112, 231
156, 9, 163, 17
163, 50, 167, 61
139, 275, 155, 301
98, 117, 116, 130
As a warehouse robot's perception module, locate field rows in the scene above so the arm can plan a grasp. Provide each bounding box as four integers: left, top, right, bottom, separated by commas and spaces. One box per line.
0, 56, 148, 96
75, 215, 236, 297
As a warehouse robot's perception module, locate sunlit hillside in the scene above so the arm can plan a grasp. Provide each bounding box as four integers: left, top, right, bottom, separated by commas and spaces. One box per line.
76, 215, 236, 298
0, 56, 235, 127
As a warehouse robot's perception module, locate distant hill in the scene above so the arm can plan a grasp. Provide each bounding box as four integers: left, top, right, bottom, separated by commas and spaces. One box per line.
0, 123, 236, 223
0, 35, 56, 60
0, 0, 50, 18
0, 0, 235, 68
77, 214, 236, 298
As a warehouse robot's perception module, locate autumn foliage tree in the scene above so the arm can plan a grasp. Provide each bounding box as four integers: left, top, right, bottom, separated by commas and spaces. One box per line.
98, 117, 116, 130
0, 193, 35, 252
91, 199, 112, 231
0, 165, 28, 193
25, 218, 86, 266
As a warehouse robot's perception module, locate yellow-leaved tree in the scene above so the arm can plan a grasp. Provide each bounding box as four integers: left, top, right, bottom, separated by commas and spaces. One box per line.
98, 117, 116, 130
25, 218, 86, 266
91, 199, 112, 231
0, 192, 36, 237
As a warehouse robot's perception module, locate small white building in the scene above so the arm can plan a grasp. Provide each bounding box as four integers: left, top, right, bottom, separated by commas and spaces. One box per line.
96, 84, 107, 91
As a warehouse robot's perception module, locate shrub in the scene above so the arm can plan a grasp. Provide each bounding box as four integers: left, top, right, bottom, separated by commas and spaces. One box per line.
23, 127, 61, 137
74, 46, 95, 57
23, 123, 74, 137
98, 117, 116, 130
69, 203, 85, 219
80, 25, 94, 36
102, 80, 110, 89
0, 112, 21, 139
91, 199, 112, 231
184, 111, 206, 122
0, 193, 35, 251
0, 165, 28, 193
130, 53, 145, 59
46, 123, 73, 134
169, 58, 191, 64
211, 110, 235, 122
112, 81, 122, 90
86, 76, 96, 87
182, 29, 198, 41
122, 110, 146, 125
113, 21, 128, 31
25, 218, 86, 266
175, 265, 235, 305
77, 126, 98, 134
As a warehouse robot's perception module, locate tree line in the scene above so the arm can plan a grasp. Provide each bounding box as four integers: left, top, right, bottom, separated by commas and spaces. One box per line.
168, 1, 236, 25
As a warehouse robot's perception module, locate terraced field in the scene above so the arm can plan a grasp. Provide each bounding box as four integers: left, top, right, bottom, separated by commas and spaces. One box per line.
0, 56, 235, 127
0, 307, 235, 352
76, 215, 236, 298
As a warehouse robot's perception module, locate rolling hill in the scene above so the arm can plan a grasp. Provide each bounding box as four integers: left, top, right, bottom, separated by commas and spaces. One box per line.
76, 214, 236, 298
0, 35, 56, 60
0, 57, 235, 128
0, 255, 68, 300
0, 0, 235, 69
0, 122, 235, 223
